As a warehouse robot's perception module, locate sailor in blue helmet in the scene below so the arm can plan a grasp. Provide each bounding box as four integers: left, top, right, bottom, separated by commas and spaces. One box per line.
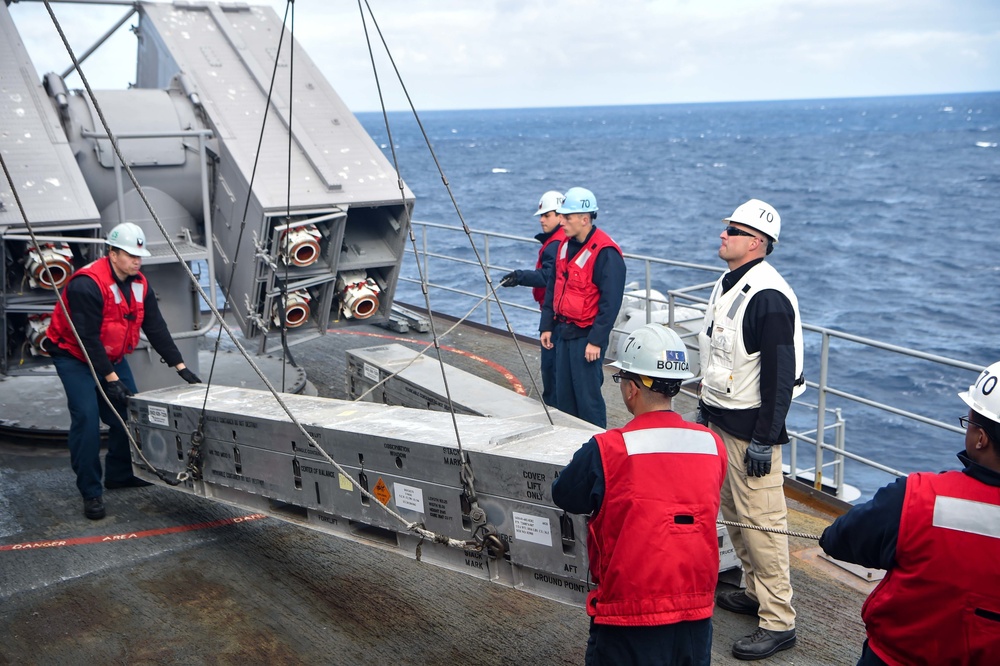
820, 362, 1000, 665
499, 190, 567, 407
539, 187, 626, 428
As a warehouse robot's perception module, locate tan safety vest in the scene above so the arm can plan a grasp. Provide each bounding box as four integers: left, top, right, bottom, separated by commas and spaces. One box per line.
698, 261, 804, 410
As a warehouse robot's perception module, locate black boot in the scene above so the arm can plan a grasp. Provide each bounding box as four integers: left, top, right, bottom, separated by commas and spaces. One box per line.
83, 496, 106, 520
733, 628, 796, 660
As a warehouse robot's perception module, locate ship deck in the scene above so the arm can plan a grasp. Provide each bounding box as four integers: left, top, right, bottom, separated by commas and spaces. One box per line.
0, 313, 871, 664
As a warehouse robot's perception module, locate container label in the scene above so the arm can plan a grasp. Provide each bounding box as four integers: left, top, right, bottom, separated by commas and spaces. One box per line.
363, 363, 379, 383
394, 483, 424, 513
338, 473, 353, 491
512, 511, 552, 547
147, 405, 169, 427
373, 477, 391, 505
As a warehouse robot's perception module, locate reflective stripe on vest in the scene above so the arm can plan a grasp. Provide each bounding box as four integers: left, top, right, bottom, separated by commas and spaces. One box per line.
623, 428, 721, 456
933, 495, 1000, 538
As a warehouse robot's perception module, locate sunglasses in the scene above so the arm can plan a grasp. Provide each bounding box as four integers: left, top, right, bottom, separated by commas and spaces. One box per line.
724, 226, 760, 239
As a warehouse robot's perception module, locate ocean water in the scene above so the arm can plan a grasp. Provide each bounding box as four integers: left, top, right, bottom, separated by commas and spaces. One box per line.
357, 93, 1000, 500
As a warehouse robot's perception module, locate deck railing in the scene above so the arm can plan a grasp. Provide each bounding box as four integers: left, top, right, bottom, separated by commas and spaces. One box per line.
401, 220, 983, 500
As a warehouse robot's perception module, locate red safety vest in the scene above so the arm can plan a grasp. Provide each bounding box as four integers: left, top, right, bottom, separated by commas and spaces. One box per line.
588, 410, 727, 626
48, 257, 148, 365
532, 228, 567, 306
553, 227, 621, 328
863, 470, 1000, 665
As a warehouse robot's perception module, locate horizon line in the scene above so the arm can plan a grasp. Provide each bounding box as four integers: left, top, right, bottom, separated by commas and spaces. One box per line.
354, 89, 1000, 115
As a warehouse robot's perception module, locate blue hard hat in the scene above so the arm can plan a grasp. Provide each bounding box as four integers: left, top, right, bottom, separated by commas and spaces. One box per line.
557, 187, 599, 214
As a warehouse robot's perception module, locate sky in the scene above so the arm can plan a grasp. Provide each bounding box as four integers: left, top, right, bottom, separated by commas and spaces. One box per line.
8, 0, 1000, 111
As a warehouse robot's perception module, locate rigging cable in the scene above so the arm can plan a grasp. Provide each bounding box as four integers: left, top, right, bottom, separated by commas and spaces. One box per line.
33, 0, 497, 554
355, 0, 493, 539
277, 0, 298, 390
350, 294, 493, 403
359, 0, 554, 429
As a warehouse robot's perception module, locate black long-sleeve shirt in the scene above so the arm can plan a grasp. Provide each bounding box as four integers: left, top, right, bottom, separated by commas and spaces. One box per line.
513, 229, 561, 291
819, 451, 1000, 569
551, 436, 605, 515
55, 262, 183, 378
512, 229, 562, 333
539, 226, 626, 347
699, 257, 797, 445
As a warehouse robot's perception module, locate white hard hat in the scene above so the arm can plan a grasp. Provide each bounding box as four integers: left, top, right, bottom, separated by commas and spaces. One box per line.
106, 222, 151, 257
608, 324, 694, 380
534, 191, 564, 216
959, 362, 1000, 424
724, 199, 781, 242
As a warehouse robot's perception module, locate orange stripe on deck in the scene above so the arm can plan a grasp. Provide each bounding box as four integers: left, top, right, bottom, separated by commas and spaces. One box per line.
327, 329, 527, 395
0, 513, 267, 552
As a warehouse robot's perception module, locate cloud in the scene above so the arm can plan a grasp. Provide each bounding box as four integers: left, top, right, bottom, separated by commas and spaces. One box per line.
8, 0, 999, 110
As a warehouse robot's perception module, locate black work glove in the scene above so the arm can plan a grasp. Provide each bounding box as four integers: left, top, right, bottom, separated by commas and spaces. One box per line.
499, 271, 520, 287
100, 379, 133, 409
177, 367, 202, 384
744, 439, 772, 477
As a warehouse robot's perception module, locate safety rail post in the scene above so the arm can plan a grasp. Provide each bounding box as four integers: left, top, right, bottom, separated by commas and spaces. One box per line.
833, 408, 846, 497
644, 260, 653, 324
484, 234, 491, 327
815, 331, 831, 492
788, 433, 798, 485
421, 224, 429, 293
788, 433, 799, 479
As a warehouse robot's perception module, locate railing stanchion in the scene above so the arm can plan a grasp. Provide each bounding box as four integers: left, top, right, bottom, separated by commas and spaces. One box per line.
835, 408, 846, 497
484, 234, 491, 327
645, 260, 652, 324
815, 332, 831, 492
422, 225, 429, 291
789, 434, 798, 485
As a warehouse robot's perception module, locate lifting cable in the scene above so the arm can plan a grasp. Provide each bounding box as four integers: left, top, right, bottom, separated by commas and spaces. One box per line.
29, 0, 502, 556
276, 0, 298, 388
357, 0, 554, 429
355, 0, 491, 533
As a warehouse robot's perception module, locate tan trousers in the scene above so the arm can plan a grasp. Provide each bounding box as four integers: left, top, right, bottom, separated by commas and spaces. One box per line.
711, 424, 796, 632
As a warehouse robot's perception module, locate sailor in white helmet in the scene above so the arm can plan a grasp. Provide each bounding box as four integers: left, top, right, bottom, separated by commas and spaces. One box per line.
553, 325, 727, 665
499, 190, 566, 406
820, 362, 1000, 665
47, 222, 202, 521
698, 199, 805, 659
